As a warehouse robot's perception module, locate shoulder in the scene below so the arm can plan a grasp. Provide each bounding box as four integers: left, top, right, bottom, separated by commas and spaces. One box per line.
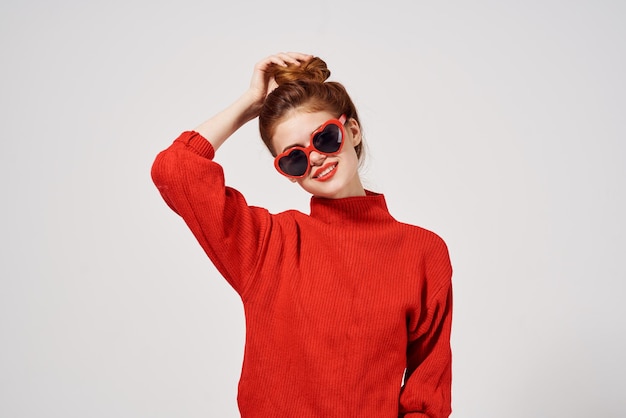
398, 222, 452, 275
399, 221, 449, 250
263, 208, 315, 228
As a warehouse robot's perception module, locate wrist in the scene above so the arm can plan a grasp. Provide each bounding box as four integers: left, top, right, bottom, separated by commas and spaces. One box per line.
238, 90, 264, 122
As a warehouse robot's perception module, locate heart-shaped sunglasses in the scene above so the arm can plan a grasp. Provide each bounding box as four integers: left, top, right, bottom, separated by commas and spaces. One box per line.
274, 115, 347, 178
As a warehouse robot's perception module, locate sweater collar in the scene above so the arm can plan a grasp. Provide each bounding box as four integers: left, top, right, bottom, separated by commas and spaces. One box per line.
309, 190, 395, 224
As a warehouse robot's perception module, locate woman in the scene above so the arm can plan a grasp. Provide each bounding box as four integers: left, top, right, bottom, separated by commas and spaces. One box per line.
152, 52, 453, 418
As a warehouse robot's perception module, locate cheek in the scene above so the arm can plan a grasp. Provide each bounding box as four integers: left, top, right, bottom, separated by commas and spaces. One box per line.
344, 133, 361, 160
343, 146, 360, 165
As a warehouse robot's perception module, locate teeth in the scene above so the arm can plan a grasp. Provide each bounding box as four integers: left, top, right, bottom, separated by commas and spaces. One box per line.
318, 164, 336, 178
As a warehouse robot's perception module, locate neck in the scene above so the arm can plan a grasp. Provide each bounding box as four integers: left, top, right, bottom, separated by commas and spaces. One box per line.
309, 191, 395, 225
312, 174, 366, 200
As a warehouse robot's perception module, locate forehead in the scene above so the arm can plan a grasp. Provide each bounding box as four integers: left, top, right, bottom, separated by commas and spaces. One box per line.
272, 110, 336, 151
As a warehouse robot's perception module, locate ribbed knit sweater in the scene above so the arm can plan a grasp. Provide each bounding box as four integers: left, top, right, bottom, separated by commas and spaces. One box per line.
151, 131, 453, 418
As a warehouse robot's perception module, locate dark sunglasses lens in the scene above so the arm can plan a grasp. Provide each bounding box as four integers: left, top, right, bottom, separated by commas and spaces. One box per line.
313, 123, 342, 153
278, 149, 308, 176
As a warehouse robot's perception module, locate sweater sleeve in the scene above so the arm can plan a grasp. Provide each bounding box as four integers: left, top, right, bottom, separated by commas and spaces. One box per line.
151, 131, 270, 296
399, 238, 453, 418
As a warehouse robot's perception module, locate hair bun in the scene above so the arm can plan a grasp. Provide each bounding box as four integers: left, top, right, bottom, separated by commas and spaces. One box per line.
274, 56, 331, 85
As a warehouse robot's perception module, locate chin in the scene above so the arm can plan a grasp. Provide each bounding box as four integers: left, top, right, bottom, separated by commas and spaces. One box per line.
298, 171, 362, 199
311, 185, 353, 200
299, 182, 344, 199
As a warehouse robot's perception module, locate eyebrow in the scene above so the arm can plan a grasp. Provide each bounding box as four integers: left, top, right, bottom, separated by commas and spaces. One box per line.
280, 122, 325, 153
281, 142, 305, 153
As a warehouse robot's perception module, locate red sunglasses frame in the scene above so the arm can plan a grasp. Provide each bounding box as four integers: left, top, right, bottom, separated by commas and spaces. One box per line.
273, 115, 347, 178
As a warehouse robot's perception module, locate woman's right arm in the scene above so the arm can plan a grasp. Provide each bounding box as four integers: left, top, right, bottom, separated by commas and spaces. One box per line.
151, 52, 311, 295
194, 52, 312, 152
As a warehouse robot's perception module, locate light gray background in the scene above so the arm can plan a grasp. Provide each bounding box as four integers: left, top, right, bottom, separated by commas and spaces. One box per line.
1, 1, 624, 417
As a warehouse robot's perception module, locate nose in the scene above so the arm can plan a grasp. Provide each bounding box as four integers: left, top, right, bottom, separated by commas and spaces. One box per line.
309, 150, 326, 166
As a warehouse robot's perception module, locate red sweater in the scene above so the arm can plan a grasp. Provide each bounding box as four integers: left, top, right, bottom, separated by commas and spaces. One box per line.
151, 131, 453, 418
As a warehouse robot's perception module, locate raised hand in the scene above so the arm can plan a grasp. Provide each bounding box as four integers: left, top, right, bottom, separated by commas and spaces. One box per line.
193, 52, 312, 151
248, 52, 314, 106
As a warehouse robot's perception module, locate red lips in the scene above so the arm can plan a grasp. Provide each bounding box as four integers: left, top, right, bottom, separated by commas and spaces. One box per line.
312, 162, 338, 181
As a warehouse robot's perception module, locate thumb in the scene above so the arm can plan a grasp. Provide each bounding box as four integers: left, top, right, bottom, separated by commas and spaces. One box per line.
266, 78, 279, 97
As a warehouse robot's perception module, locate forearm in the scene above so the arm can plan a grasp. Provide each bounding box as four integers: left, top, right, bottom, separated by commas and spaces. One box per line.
193, 90, 261, 152
192, 52, 313, 152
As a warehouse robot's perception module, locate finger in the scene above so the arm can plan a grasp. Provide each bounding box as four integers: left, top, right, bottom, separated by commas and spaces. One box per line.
267, 78, 279, 95
284, 52, 314, 61
261, 52, 313, 69
276, 51, 313, 65
254, 55, 287, 72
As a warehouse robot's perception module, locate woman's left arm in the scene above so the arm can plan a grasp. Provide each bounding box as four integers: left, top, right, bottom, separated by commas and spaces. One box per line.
399, 239, 453, 418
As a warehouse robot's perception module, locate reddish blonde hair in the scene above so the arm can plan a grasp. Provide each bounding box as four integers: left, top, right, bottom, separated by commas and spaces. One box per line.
259, 57, 364, 159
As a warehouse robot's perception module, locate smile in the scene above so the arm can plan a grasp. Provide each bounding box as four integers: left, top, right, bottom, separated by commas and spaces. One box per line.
313, 162, 338, 181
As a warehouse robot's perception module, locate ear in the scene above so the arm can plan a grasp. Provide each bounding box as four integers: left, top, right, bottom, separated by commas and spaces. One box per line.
346, 118, 362, 147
